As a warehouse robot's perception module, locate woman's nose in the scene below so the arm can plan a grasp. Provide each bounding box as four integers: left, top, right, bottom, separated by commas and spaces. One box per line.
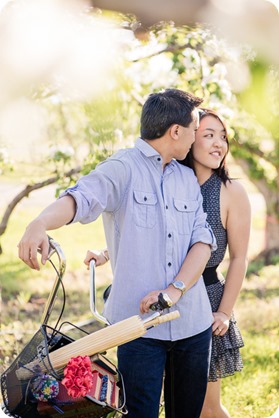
213, 137, 223, 146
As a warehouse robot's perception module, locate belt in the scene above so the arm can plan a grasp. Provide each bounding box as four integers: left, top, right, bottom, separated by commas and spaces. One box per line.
203, 266, 219, 286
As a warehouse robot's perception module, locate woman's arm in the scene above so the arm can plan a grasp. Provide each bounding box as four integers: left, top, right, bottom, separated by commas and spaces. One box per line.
215, 180, 251, 334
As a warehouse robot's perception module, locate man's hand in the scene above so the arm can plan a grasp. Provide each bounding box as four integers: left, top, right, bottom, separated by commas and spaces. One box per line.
140, 286, 181, 314
18, 220, 49, 270
18, 196, 77, 270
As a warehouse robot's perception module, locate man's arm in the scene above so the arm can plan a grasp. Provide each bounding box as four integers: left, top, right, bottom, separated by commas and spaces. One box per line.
167, 241, 211, 296
140, 242, 211, 313
18, 195, 76, 270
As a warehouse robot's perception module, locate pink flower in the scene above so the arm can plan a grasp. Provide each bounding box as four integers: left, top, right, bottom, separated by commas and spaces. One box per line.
61, 356, 93, 398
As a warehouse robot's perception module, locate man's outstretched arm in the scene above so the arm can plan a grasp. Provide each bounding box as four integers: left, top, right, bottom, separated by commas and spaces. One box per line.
18, 195, 76, 270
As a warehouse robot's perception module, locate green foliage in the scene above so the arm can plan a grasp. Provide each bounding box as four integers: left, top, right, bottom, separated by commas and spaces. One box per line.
81, 149, 112, 176
238, 60, 279, 138
246, 258, 265, 276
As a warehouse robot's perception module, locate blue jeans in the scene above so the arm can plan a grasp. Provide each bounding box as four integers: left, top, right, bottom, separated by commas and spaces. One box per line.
117, 326, 212, 418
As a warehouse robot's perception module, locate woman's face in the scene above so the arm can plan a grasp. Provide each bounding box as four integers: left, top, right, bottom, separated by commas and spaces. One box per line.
191, 115, 228, 171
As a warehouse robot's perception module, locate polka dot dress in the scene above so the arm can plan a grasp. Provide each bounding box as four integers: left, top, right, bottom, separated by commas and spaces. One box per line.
201, 173, 244, 382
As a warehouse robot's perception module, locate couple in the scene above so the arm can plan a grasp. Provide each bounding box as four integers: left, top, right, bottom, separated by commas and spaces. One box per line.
18, 89, 251, 418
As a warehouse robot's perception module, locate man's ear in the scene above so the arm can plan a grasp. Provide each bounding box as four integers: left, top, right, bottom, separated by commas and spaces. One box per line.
170, 124, 180, 140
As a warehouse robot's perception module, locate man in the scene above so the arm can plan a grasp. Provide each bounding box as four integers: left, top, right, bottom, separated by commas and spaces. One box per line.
18, 89, 216, 418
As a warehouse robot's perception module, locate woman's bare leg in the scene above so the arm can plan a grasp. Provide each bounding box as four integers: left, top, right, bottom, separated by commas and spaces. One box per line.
200, 380, 230, 418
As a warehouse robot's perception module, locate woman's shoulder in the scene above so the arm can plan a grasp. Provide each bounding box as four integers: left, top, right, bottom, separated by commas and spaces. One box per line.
224, 178, 248, 196
222, 178, 251, 210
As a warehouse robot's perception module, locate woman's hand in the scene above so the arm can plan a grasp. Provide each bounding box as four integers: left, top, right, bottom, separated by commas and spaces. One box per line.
212, 311, 230, 336
84, 249, 109, 268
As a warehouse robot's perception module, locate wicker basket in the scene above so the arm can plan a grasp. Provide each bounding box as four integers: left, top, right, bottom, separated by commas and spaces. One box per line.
1, 324, 127, 418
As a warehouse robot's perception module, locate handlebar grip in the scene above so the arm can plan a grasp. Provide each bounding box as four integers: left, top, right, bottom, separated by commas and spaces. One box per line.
150, 292, 173, 311
143, 310, 180, 329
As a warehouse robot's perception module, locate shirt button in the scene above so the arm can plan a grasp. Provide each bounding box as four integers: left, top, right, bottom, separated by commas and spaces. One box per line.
168, 233, 172, 238
157, 157, 161, 161
144, 196, 147, 201
168, 262, 172, 267
184, 205, 187, 209
166, 205, 168, 209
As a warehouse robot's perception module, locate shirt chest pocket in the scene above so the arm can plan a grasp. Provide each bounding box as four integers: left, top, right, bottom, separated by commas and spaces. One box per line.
133, 190, 158, 228
173, 199, 198, 235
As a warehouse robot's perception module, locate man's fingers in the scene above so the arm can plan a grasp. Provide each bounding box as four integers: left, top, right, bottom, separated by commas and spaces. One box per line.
29, 246, 41, 270
18, 237, 49, 270
18, 243, 38, 270
40, 239, 50, 266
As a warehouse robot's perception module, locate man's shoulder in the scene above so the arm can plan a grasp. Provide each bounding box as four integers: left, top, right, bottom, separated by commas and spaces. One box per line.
108, 147, 136, 162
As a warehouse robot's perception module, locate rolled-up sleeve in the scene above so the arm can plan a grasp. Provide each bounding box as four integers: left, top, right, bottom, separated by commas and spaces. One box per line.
189, 186, 217, 251
59, 158, 129, 224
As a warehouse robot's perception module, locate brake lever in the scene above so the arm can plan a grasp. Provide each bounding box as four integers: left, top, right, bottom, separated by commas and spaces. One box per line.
150, 292, 173, 312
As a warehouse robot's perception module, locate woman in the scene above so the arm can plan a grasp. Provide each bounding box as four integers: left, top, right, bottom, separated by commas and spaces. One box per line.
84, 109, 251, 417
176, 108, 251, 417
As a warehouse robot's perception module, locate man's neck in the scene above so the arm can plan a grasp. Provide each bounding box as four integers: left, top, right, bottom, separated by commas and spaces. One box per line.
144, 138, 172, 168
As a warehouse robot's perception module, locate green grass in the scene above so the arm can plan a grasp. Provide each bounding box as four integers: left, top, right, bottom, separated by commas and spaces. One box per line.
220, 332, 279, 417
1, 204, 279, 417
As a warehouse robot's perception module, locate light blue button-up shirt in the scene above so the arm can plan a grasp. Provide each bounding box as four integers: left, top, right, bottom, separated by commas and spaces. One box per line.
61, 138, 216, 340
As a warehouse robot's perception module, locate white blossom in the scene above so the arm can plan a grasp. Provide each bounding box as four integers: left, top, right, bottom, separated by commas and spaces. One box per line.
0, 147, 9, 163
48, 145, 74, 159
182, 48, 201, 69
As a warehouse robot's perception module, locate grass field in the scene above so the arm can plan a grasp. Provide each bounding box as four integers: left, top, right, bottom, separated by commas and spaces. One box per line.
0, 174, 278, 417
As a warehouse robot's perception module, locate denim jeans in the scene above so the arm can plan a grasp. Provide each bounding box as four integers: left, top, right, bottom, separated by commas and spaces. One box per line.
117, 326, 212, 418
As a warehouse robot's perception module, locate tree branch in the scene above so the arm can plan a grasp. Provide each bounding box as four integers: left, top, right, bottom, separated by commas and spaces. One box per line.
0, 166, 81, 254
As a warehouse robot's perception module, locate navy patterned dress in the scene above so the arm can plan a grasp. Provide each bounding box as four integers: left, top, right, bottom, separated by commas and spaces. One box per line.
201, 173, 244, 382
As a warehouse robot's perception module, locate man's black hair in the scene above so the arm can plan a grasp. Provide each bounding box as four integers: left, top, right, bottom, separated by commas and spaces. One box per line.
140, 89, 203, 140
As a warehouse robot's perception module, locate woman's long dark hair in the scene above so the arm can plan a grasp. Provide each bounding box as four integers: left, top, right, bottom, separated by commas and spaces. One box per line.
178, 108, 231, 184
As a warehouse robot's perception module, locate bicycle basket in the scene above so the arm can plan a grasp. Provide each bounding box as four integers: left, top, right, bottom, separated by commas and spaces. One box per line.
1, 324, 127, 418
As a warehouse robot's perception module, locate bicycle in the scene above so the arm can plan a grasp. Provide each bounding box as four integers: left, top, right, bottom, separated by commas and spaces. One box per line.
1, 237, 178, 418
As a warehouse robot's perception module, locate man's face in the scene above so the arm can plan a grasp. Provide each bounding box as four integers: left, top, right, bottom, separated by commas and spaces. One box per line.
174, 109, 199, 161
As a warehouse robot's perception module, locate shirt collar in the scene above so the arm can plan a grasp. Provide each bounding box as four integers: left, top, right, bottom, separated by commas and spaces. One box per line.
135, 137, 161, 158
135, 137, 176, 170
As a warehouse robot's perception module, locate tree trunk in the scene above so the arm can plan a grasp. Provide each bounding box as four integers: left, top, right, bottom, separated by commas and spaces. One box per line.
263, 215, 279, 262
0, 167, 81, 255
